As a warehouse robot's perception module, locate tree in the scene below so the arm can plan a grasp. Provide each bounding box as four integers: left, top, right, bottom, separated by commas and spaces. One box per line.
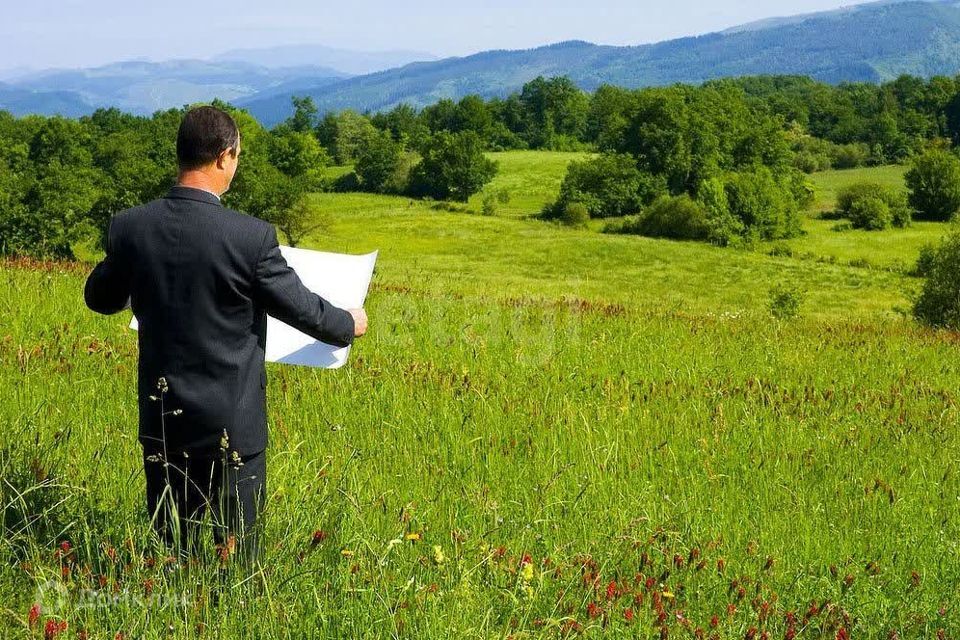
354, 131, 404, 193
315, 110, 379, 164
518, 76, 589, 149
551, 153, 663, 218
407, 131, 498, 202
286, 96, 318, 133
268, 124, 330, 182
905, 150, 960, 221
271, 195, 330, 248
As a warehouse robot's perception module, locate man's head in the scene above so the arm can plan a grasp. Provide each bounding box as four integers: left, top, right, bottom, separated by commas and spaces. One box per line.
176, 106, 241, 196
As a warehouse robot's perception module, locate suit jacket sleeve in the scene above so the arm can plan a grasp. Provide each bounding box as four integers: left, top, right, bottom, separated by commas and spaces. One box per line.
253, 224, 355, 348
84, 216, 131, 315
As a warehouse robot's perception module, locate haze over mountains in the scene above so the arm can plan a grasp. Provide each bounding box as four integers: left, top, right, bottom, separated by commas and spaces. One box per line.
4, 0, 960, 124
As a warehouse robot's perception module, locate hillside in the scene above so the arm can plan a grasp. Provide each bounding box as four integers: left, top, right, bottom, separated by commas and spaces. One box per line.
240, 0, 960, 125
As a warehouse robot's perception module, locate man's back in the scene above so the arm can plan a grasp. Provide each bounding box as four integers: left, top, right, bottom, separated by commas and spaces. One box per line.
85, 185, 355, 455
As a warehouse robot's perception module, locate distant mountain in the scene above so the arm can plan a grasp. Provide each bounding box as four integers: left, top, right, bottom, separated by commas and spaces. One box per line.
8, 0, 960, 125
238, 0, 960, 126
213, 44, 438, 75
0, 82, 92, 118
1, 59, 348, 117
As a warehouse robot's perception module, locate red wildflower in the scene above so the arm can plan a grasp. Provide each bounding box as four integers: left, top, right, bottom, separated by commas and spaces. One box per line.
587, 602, 602, 619
28, 603, 40, 628
606, 580, 618, 600
836, 628, 849, 640
521, 553, 532, 566
43, 619, 67, 640
624, 607, 634, 622
745, 627, 757, 640
710, 614, 719, 627
311, 530, 327, 546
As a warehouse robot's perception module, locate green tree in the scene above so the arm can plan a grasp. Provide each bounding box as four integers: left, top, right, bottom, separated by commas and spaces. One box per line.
905, 150, 960, 221
407, 131, 498, 202
354, 131, 404, 193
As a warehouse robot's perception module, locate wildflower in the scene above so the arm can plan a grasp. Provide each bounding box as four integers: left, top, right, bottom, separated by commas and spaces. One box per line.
405, 532, 421, 541
156, 377, 168, 392
340, 549, 354, 558
432, 545, 445, 565
44, 619, 67, 640
836, 629, 849, 640
709, 615, 719, 628
587, 602, 601, 619
605, 580, 618, 600
219, 430, 229, 451
624, 607, 634, 622
311, 530, 327, 546
28, 603, 40, 628
521, 561, 534, 583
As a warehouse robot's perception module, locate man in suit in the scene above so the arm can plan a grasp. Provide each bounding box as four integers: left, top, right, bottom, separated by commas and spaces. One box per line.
83, 105, 367, 561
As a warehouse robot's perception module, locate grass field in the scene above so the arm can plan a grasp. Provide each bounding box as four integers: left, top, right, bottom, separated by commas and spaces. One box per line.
2, 153, 959, 639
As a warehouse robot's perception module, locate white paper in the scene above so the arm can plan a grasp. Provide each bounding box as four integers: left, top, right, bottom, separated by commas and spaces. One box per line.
130, 246, 378, 369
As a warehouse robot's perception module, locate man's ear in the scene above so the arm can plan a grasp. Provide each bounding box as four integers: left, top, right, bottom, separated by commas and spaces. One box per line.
216, 149, 229, 170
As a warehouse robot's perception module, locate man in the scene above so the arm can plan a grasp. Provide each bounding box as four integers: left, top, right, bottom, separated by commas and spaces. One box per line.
83, 105, 367, 561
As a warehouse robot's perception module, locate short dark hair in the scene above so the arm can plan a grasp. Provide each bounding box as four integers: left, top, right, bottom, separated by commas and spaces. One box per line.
176, 106, 240, 170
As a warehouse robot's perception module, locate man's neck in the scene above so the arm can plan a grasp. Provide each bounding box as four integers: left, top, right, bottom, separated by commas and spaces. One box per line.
176, 174, 223, 200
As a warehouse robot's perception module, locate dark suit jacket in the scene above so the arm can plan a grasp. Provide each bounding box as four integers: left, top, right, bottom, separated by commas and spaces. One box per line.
84, 185, 355, 455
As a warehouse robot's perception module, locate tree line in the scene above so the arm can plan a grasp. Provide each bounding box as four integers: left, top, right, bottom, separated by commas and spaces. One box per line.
5, 73, 960, 258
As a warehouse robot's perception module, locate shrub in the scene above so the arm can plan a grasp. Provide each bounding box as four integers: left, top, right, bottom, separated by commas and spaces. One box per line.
835, 182, 912, 229
847, 196, 892, 231
559, 202, 590, 228
912, 242, 937, 278
723, 168, 803, 241
554, 153, 664, 218
829, 143, 871, 169
913, 232, 960, 328
631, 195, 711, 240
905, 150, 960, 221
768, 284, 804, 320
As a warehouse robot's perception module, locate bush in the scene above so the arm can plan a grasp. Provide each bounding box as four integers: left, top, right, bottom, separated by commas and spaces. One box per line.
905, 150, 960, 221
847, 196, 892, 230
553, 153, 664, 219
913, 232, 960, 328
610, 195, 711, 240
723, 168, 803, 241
912, 242, 937, 278
829, 143, 871, 169
559, 202, 589, 228
835, 182, 912, 229
768, 284, 804, 320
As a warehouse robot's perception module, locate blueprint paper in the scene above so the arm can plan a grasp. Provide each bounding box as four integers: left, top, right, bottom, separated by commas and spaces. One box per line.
129, 246, 377, 369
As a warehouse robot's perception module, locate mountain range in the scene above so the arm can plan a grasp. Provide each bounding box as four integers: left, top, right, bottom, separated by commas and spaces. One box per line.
5, 0, 960, 125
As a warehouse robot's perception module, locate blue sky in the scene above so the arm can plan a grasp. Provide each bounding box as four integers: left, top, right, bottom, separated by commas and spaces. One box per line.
2, 0, 879, 71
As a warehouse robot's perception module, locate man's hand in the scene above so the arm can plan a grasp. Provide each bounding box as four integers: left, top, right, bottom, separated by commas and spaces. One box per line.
349, 308, 368, 337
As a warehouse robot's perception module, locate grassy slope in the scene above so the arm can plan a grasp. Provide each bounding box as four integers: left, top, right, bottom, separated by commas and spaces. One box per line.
2, 153, 959, 638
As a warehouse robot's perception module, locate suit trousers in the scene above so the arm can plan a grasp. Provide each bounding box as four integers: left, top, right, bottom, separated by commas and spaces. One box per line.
142, 444, 266, 563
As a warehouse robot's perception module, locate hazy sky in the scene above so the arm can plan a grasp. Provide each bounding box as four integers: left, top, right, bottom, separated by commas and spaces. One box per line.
2, 0, 880, 71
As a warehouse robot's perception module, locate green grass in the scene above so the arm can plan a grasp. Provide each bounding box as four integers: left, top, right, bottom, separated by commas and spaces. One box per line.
2, 154, 960, 639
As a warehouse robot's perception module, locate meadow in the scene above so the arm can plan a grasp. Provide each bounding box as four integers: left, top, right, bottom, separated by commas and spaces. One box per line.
2, 152, 959, 639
